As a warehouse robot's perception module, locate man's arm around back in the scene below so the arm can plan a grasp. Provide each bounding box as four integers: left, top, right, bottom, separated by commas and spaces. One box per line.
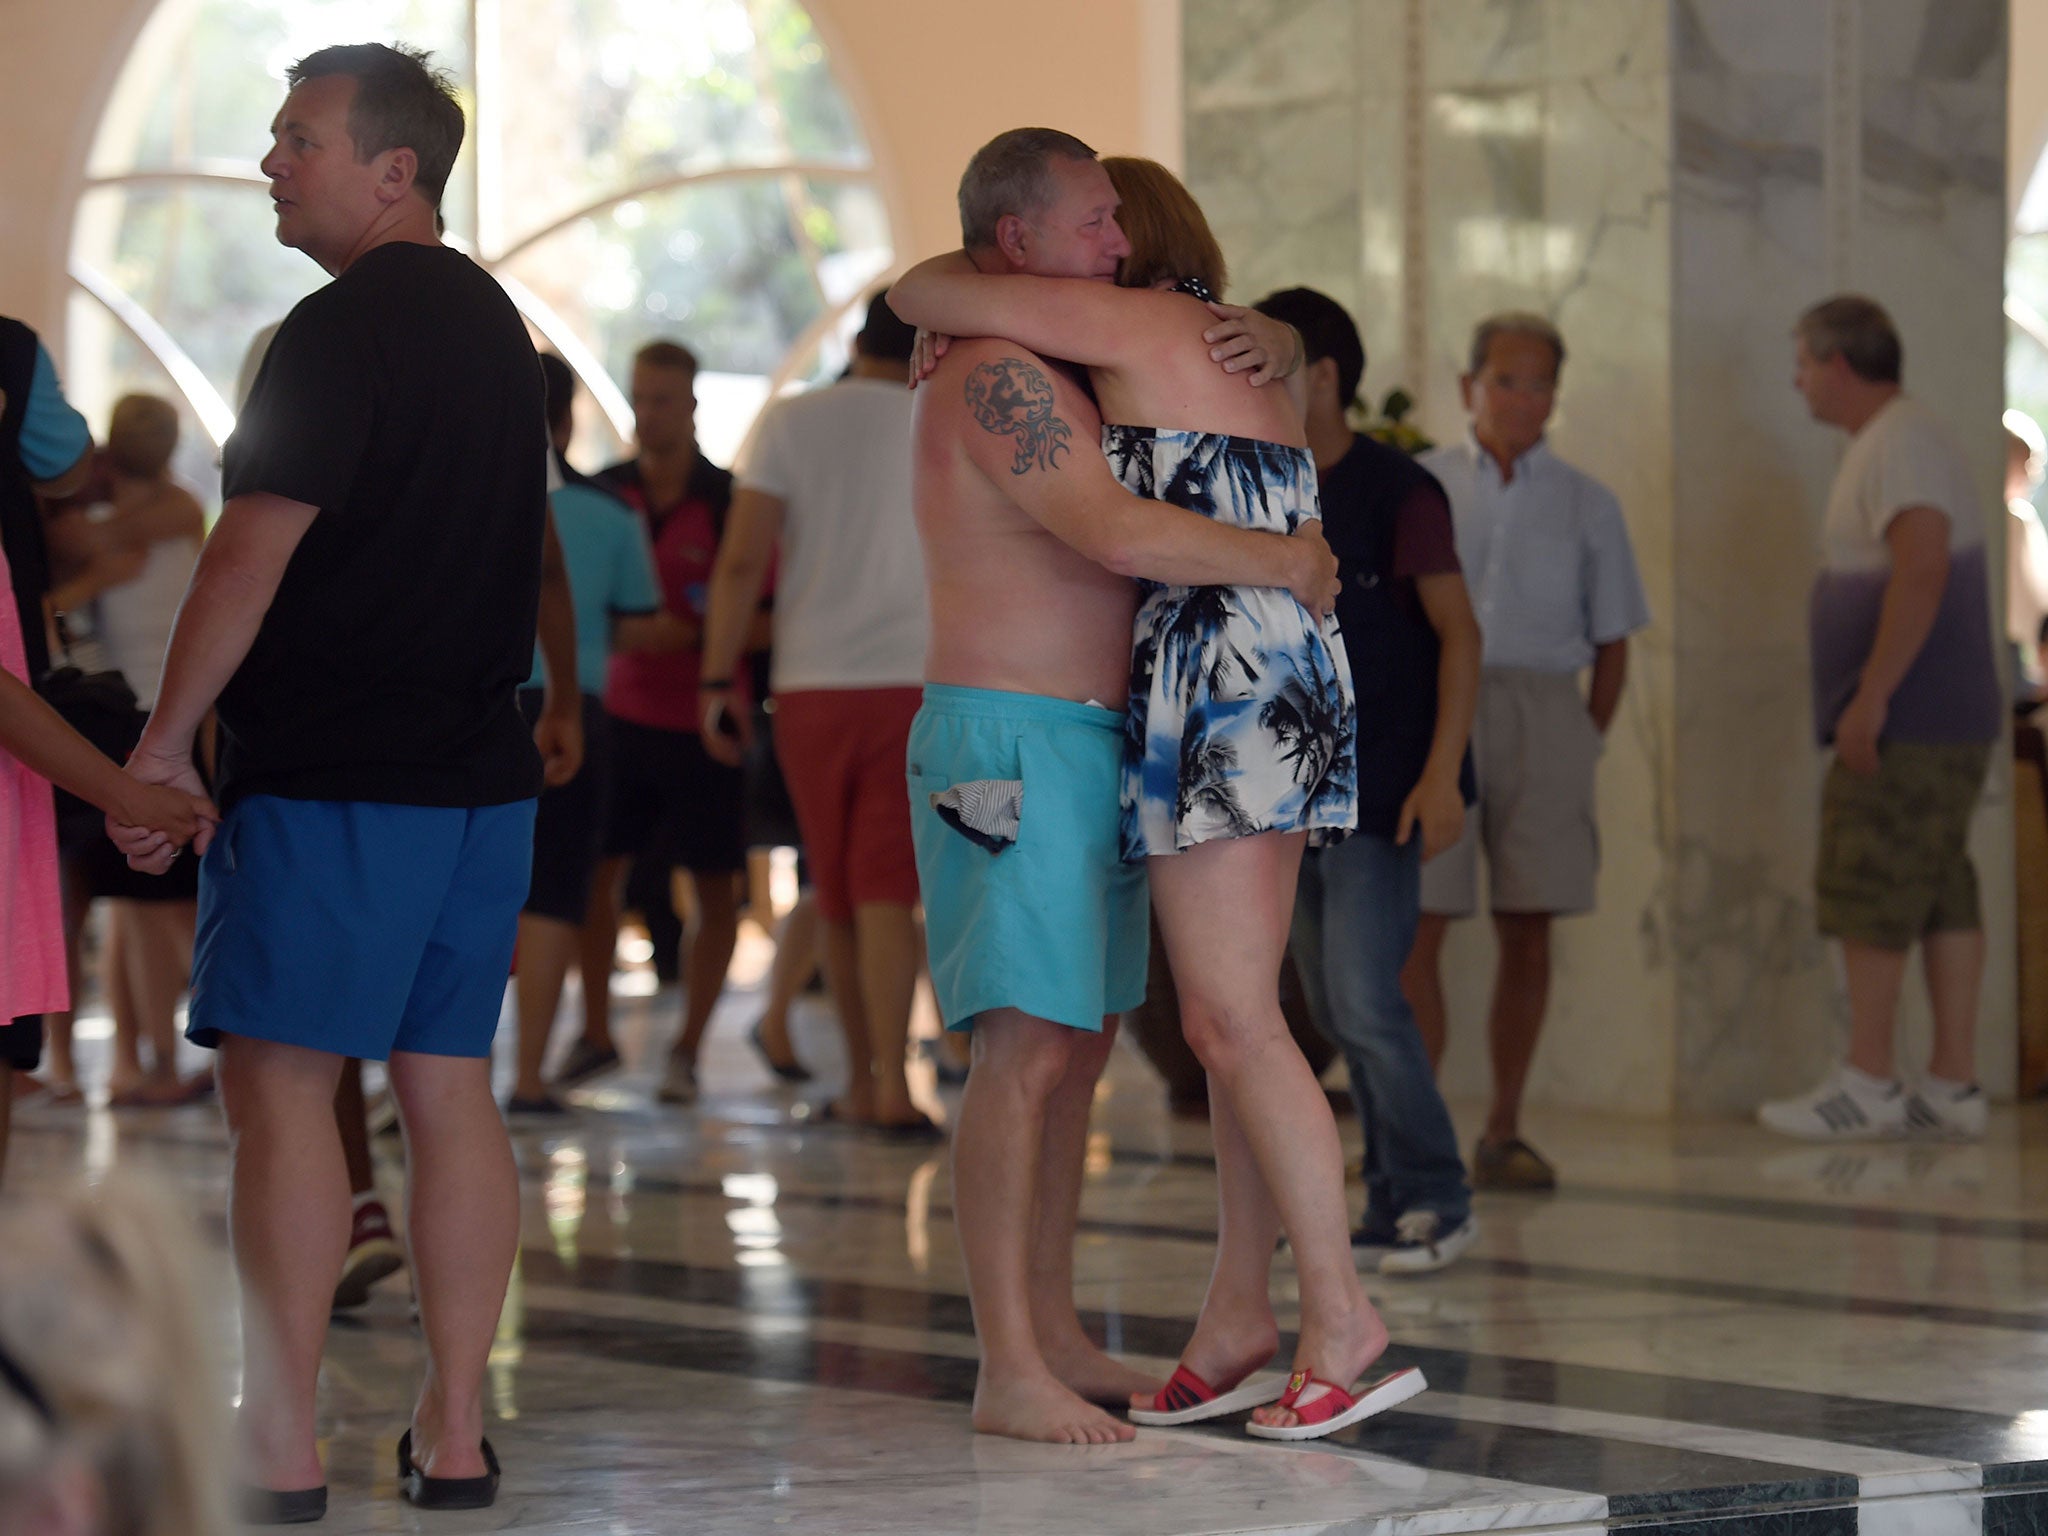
943, 342, 1337, 612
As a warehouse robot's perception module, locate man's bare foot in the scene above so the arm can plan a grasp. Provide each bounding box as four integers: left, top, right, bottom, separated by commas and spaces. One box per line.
1131, 1308, 1279, 1411
1249, 1298, 1389, 1432
1041, 1334, 1163, 1406
974, 1371, 1136, 1445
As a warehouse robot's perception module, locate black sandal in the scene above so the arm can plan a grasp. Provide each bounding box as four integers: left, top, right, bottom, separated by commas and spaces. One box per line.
397, 1430, 500, 1510
240, 1483, 328, 1525
867, 1112, 946, 1145
748, 1021, 812, 1083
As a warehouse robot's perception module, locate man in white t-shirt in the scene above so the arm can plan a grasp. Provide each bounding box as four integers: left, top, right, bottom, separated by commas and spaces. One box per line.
697, 290, 936, 1138
1761, 295, 2003, 1143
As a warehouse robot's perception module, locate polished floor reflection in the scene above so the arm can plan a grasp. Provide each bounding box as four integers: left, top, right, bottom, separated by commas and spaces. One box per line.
11, 960, 2048, 1536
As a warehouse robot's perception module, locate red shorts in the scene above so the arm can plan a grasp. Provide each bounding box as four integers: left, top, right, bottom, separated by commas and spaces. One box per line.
773, 687, 923, 922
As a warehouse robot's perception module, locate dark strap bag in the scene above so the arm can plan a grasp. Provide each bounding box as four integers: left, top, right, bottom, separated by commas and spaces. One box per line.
40, 615, 147, 847
742, 699, 803, 851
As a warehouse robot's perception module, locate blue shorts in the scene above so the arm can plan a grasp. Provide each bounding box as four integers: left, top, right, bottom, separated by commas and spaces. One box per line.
906, 685, 1148, 1033
187, 796, 537, 1061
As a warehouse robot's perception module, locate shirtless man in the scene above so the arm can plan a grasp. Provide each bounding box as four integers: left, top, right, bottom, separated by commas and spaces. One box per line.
909, 127, 1336, 1445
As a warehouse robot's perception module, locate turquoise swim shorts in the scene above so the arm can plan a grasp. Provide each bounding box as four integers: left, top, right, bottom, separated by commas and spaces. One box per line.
906, 684, 1149, 1033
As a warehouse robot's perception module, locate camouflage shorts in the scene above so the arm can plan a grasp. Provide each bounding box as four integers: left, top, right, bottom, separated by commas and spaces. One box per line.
1816, 741, 1991, 950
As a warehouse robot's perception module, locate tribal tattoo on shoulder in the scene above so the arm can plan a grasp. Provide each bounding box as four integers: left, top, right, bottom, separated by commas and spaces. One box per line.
965, 358, 1073, 475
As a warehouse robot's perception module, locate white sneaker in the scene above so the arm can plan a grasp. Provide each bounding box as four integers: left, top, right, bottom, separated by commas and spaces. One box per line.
1350, 1230, 1399, 1266
1757, 1065, 1906, 1141
1904, 1077, 1987, 1141
1380, 1211, 1478, 1276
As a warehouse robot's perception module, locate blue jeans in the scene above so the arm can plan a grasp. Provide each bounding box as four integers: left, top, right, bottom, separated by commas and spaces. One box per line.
1291, 833, 1471, 1235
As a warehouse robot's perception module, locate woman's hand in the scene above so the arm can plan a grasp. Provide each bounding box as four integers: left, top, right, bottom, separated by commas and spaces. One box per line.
908, 328, 952, 390
106, 742, 218, 874
1202, 303, 1301, 387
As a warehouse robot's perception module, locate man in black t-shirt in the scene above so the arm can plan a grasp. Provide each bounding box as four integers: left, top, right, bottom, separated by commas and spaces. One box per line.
1256, 288, 1484, 1277
112, 44, 574, 1520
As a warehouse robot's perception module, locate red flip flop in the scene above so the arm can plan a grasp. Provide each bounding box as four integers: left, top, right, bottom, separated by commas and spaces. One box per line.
1127, 1362, 1290, 1427
1244, 1365, 1428, 1441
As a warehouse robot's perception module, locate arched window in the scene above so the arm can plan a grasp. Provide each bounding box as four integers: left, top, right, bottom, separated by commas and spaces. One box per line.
68, 0, 894, 496
2010, 148, 2048, 428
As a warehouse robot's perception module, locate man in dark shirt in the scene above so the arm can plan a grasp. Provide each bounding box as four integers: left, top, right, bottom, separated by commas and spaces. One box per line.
558, 339, 753, 1107
115, 44, 575, 1519
1257, 288, 1483, 1276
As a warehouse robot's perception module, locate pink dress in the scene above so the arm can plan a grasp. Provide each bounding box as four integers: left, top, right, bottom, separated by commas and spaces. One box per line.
0, 541, 67, 1019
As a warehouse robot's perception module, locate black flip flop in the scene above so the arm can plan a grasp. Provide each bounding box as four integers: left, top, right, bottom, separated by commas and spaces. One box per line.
867, 1113, 946, 1145
505, 1093, 570, 1116
397, 1430, 500, 1510
240, 1483, 327, 1525
748, 1022, 812, 1083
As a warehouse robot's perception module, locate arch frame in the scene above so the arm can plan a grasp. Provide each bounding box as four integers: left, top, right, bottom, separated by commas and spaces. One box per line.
59, 0, 900, 465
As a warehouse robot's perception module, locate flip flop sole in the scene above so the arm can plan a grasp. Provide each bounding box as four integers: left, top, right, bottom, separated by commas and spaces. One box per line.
398, 1430, 501, 1510
1129, 1373, 1290, 1427
1243, 1367, 1428, 1441
239, 1484, 328, 1525
333, 1244, 405, 1310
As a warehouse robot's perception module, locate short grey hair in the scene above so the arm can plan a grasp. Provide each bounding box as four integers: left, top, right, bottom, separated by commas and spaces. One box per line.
1466, 311, 1567, 377
1794, 294, 1902, 384
287, 43, 464, 208
958, 127, 1099, 250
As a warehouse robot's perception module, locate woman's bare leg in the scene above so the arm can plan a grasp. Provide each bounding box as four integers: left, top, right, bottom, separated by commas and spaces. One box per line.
104, 907, 147, 1097
42, 865, 92, 1093
1146, 833, 1387, 1428
755, 890, 819, 1069
574, 856, 629, 1057
119, 902, 199, 1101
512, 913, 577, 1101
1128, 1078, 1282, 1405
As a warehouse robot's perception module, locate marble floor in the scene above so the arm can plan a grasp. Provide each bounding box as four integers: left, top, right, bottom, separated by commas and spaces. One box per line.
10, 944, 2048, 1536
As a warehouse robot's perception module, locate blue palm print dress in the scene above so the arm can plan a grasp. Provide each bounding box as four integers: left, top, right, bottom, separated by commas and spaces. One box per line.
1105, 421, 1359, 860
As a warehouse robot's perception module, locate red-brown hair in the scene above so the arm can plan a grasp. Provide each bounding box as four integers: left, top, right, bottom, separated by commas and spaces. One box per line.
1101, 156, 1227, 298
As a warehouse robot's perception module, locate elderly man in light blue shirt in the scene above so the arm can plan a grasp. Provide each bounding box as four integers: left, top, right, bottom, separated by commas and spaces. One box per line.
1404, 312, 1650, 1193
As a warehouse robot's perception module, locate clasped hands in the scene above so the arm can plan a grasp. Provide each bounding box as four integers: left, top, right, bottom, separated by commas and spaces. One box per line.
104, 740, 220, 875
104, 699, 588, 874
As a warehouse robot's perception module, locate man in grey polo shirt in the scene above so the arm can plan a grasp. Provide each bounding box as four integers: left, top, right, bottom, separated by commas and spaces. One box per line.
1405, 313, 1649, 1190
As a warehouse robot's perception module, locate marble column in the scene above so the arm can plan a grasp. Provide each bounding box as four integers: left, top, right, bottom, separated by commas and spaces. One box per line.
1183, 0, 2015, 1116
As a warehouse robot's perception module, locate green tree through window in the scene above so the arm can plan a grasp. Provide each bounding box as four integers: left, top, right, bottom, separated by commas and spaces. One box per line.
68, 0, 893, 490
